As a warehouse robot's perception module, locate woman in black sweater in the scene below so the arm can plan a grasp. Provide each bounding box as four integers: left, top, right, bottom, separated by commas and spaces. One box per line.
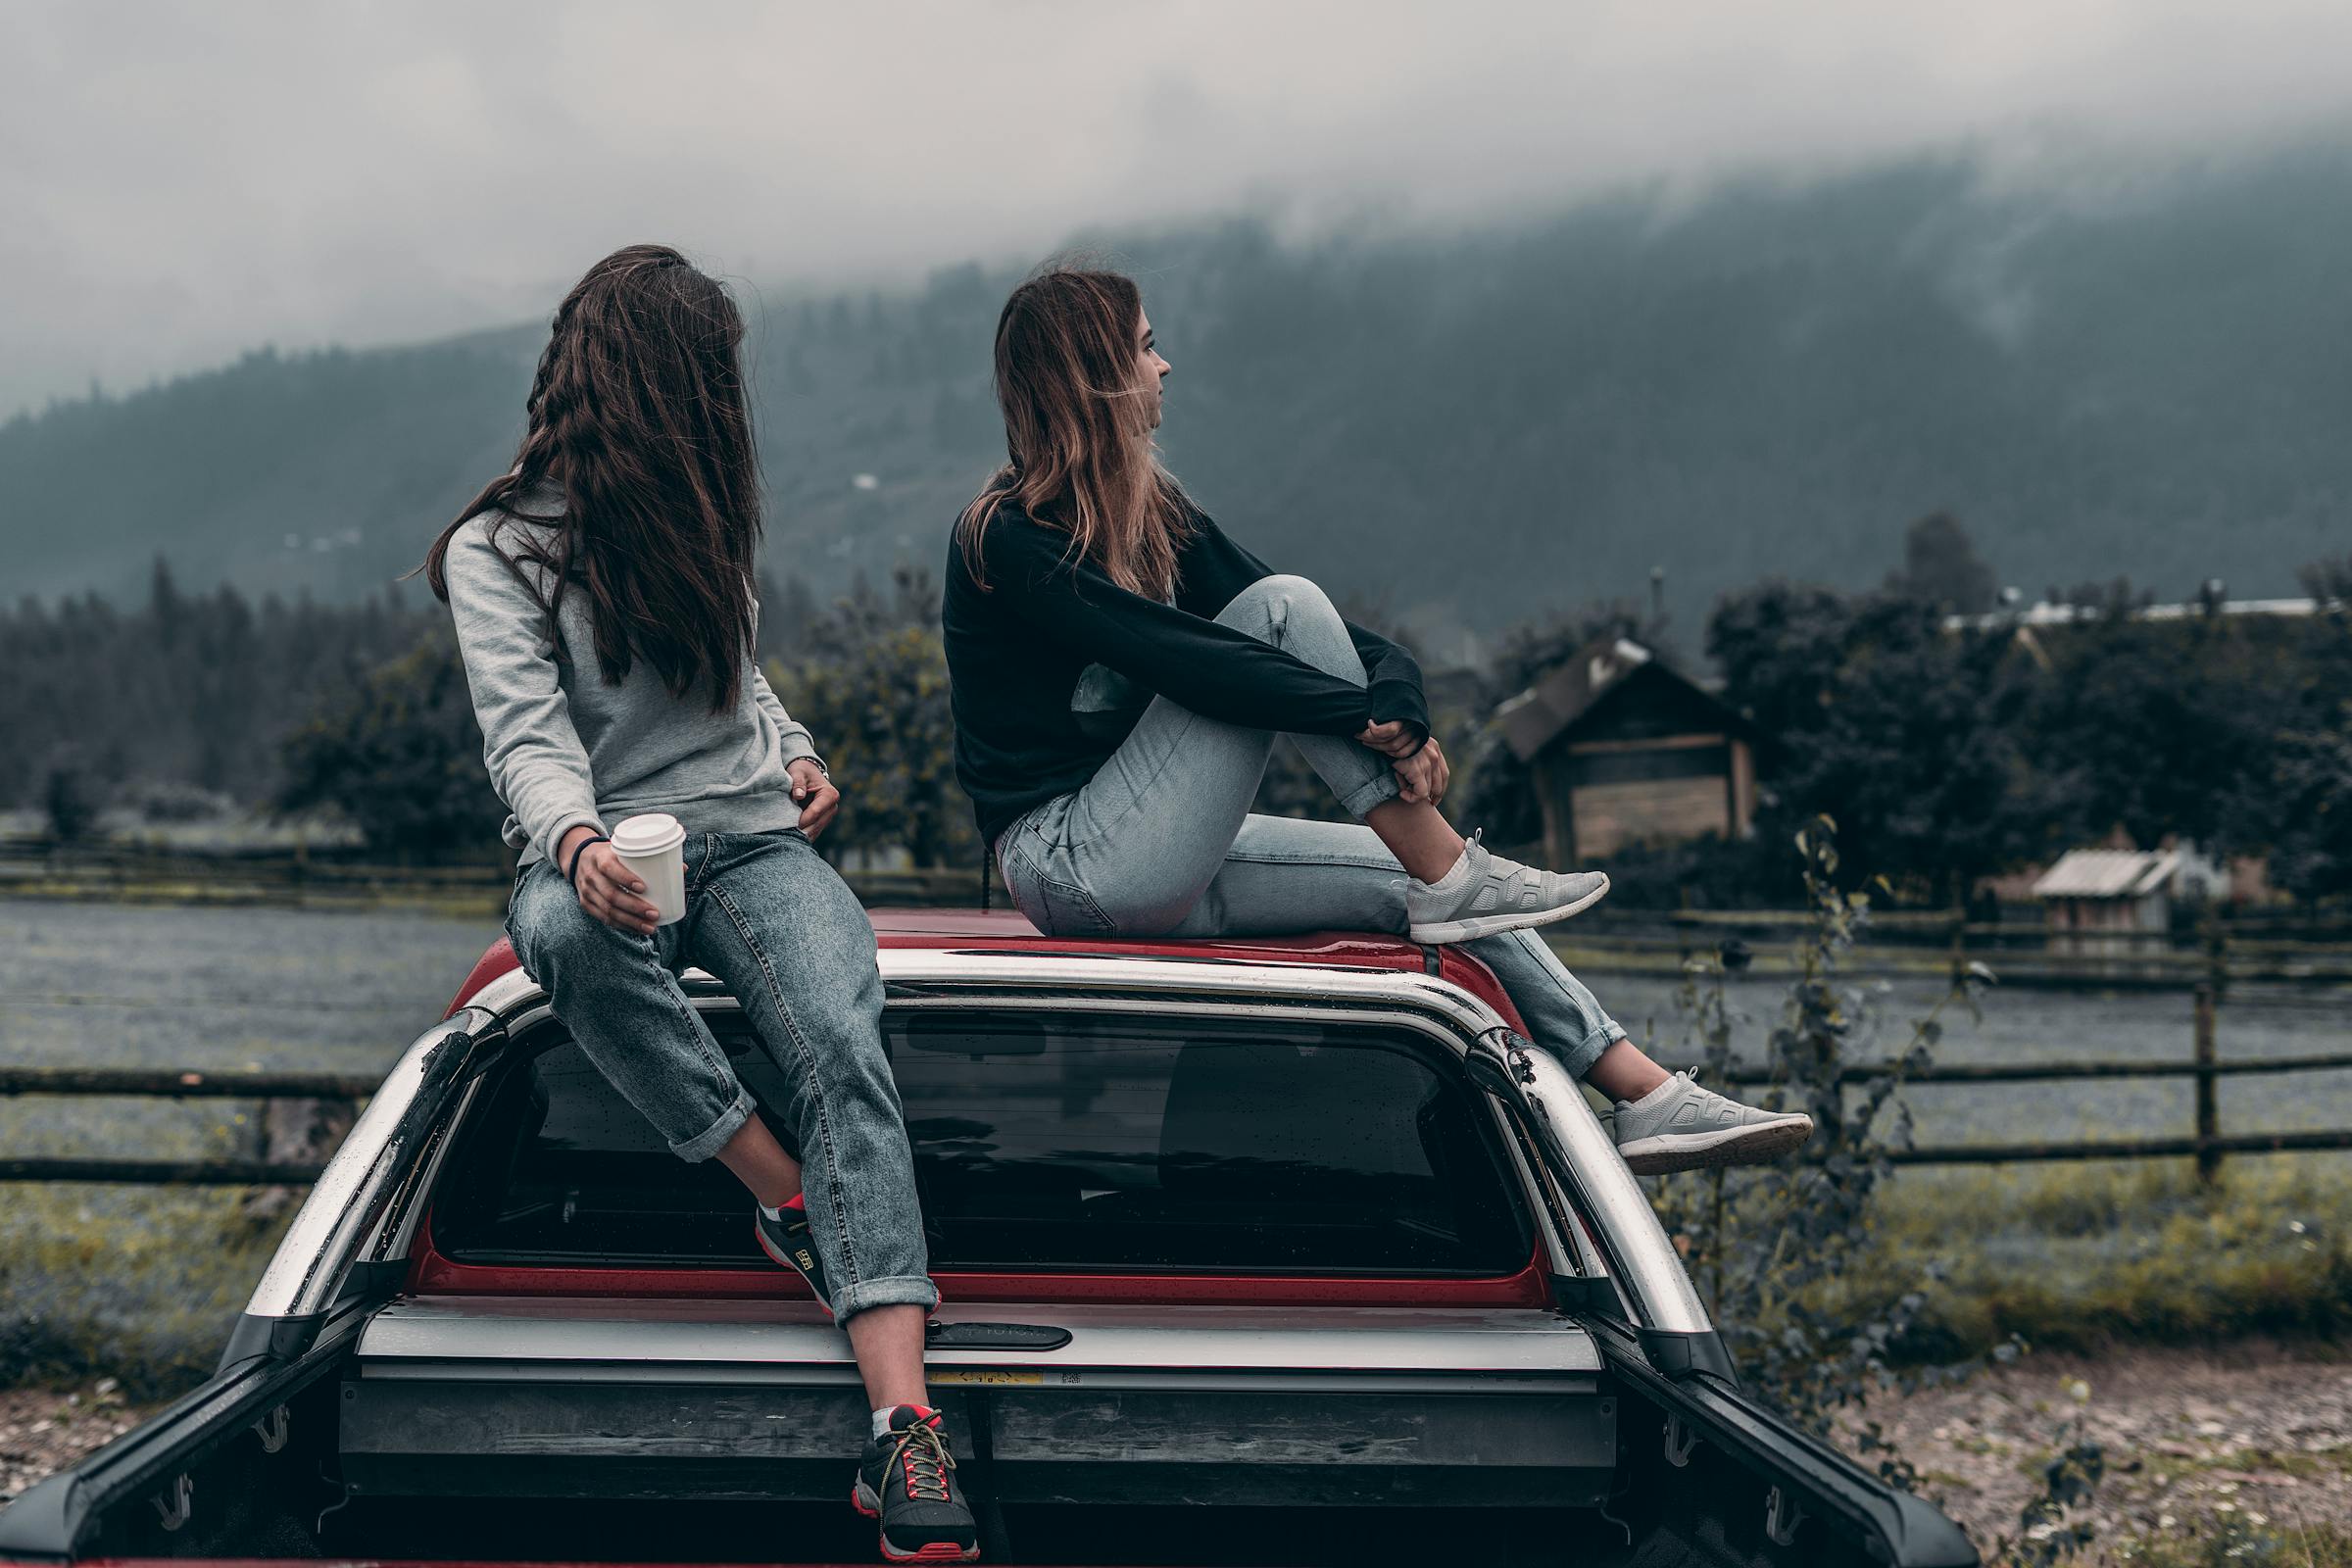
944, 265, 1809, 1174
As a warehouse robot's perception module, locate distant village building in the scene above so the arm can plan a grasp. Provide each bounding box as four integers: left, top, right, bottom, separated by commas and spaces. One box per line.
1494, 638, 1759, 866
2031, 848, 2195, 956
1941, 595, 2316, 636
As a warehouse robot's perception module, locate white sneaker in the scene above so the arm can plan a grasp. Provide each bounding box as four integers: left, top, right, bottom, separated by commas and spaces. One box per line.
1404, 831, 1610, 945
1610, 1071, 1814, 1175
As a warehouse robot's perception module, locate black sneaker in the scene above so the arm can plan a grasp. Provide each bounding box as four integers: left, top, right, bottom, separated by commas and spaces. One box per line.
852, 1405, 980, 1563
754, 1197, 832, 1316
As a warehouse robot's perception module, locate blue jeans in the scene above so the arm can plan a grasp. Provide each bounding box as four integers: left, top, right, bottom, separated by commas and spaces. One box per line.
996, 574, 1626, 1079
505, 828, 937, 1321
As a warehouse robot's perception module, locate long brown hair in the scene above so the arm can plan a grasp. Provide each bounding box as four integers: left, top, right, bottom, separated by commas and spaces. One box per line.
418, 243, 760, 712
956, 264, 1194, 597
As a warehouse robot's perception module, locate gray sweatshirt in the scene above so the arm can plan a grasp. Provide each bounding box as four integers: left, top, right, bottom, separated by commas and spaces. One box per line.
443, 502, 821, 868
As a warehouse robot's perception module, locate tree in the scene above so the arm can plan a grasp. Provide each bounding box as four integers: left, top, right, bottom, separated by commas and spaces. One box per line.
2262, 716, 2352, 904
2297, 552, 2352, 609
1709, 581, 2028, 904
2018, 611, 2335, 857
276, 629, 505, 860
769, 567, 974, 870
145, 555, 186, 652
1888, 512, 1996, 614
40, 743, 106, 845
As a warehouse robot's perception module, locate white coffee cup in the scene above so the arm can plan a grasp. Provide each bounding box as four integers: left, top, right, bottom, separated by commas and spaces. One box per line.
608, 812, 689, 926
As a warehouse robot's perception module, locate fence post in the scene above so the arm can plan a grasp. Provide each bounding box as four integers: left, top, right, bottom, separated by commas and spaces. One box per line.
2192, 982, 2219, 1185
2192, 917, 2226, 1186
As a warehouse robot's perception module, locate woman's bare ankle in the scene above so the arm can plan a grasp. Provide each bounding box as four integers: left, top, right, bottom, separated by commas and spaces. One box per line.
716, 1119, 804, 1210
1365, 799, 1465, 883
1584, 1039, 1672, 1102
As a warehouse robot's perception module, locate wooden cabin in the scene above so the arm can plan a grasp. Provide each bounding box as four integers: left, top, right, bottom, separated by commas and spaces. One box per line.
1493, 638, 1759, 867
2031, 848, 2180, 956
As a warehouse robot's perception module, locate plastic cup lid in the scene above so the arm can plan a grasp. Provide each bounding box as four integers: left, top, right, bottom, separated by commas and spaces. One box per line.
609, 812, 686, 857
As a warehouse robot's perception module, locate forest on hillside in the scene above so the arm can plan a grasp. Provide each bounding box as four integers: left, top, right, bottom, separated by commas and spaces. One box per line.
5, 144, 2352, 638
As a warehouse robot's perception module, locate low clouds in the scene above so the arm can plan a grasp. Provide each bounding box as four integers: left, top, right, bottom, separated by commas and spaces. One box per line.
5, 0, 2350, 416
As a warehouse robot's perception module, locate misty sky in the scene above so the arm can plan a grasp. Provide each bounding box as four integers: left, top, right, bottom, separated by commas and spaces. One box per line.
6, 0, 2351, 419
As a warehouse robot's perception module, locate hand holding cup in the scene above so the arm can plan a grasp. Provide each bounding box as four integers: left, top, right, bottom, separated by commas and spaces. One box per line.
570, 838, 662, 936
565, 814, 687, 936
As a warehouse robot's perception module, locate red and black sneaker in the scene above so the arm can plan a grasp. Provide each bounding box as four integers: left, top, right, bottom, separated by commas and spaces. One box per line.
753, 1196, 832, 1316
852, 1405, 980, 1563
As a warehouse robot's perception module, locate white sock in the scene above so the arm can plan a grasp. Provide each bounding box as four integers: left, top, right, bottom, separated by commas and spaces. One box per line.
759, 1201, 784, 1222
1627, 1075, 1683, 1109
871, 1406, 900, 1441
1417, 843, 1474, 894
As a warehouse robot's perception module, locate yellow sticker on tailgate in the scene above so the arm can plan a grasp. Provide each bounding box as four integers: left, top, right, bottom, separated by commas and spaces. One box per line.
926, 1368, 1047, 1386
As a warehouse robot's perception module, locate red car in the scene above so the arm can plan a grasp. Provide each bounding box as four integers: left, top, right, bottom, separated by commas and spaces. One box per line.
0, 911, 1973, 1567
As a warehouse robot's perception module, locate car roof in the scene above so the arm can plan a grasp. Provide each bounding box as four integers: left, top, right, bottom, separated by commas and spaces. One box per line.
867, 906, 1425, 962
446, 907, 1521, 1025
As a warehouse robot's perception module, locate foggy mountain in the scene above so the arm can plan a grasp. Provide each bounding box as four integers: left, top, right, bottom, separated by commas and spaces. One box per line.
6, 144, 2349, 647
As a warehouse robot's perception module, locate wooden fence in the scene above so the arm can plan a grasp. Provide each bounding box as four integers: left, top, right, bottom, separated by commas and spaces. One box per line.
1569, 906, 2352, 988
0, 1066, 369, 1185
6, 974, 2350, 1186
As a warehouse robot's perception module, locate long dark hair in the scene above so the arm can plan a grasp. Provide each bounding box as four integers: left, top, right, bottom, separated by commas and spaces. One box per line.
419, 243, 760, 712
956, 264, 1193, 598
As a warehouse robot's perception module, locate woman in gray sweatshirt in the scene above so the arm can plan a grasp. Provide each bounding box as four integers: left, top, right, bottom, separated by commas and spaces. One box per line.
421, 245, 978, 1564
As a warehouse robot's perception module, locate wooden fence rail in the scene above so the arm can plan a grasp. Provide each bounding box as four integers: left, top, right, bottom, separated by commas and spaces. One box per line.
1886, 1130, 2352, 1166
1680, 1050, 2352, 1087
5, 927, 2347, 1183
4, 1052, 2350, 1184
0, 1066, 381, 1099
0, 1067, 366, 1184
0, 1156, 329, 1185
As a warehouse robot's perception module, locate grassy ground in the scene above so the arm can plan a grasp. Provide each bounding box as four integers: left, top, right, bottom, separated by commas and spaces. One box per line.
1854, 1157, 2352, 1362
0, 1186, 295, 1397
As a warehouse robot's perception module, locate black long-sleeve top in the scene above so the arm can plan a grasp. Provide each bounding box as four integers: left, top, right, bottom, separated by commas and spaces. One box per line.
944, 503, 1429, 849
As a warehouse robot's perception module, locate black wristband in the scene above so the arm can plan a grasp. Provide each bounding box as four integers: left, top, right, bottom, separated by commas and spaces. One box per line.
564, 832, 611, 888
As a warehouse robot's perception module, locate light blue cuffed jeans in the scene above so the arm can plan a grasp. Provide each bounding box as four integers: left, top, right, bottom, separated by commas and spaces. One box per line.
995, 573, 1627, 1079
506, 827, 938, 1322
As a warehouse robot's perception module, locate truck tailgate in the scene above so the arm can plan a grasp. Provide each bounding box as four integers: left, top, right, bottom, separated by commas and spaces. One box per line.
342, 1296, 1614, 1509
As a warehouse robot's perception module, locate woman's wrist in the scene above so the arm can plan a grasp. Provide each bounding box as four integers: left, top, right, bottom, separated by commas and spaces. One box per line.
558, 824, 610, 886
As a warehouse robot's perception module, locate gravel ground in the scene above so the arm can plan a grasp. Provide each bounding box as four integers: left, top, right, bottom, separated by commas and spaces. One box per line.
0, 1380, 142, 1504
1845, 1344, 2352, 1560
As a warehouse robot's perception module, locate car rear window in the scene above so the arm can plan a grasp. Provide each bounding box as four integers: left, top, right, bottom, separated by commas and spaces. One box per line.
432, 1008, 1531, 1277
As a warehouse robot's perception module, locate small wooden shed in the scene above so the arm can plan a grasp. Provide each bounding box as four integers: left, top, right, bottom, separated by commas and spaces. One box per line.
2032, 848, 2180, 956
1493, 638, 1760, 867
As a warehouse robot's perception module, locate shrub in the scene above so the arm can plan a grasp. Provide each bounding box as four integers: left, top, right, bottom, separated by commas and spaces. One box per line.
1649, 814, 1991, 1471
39, 743, 108, 845
274, 629, 506, 860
